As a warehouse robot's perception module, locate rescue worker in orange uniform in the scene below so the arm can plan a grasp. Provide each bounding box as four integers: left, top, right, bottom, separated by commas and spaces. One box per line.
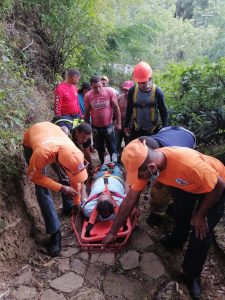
23, 122, 88, 257
103, 140, 225, 299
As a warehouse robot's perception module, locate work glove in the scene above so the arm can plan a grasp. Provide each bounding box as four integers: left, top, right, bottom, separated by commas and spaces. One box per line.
85, 223, 94, 237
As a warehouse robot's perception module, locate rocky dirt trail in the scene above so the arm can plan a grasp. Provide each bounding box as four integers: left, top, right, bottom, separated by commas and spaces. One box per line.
1, 187, 225, 300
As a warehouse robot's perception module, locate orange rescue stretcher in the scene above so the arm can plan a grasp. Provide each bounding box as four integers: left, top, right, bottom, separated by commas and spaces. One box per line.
70, 187, 137, 252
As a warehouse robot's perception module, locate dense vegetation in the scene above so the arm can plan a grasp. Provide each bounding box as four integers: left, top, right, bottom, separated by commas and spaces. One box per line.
0, 0, 225, 178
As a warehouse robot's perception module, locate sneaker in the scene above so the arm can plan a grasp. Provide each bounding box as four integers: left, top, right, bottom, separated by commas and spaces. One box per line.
111, 153, 118, 163
187, 277, 202, 299
146, 212, 164, 227
48, 230, 61, 257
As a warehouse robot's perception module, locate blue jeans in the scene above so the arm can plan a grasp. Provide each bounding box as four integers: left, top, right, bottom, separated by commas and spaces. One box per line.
94, 164, 124, 181
51, 163, 73, 214
92, 124, 116, 164
23, 146, 71, 234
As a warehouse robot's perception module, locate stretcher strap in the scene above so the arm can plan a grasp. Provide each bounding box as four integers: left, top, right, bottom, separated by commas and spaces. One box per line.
83, 191, 125, 209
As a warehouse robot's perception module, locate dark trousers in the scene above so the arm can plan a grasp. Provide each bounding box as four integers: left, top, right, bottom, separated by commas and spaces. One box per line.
115, 129, 129, 154
129, 128, 156, 141
171, 188, 225, 278
92, 124, 116, 164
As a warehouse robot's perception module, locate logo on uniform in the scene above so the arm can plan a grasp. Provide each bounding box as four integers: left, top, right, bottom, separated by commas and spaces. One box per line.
77, 163, 85, 170
176, 178, 188, 185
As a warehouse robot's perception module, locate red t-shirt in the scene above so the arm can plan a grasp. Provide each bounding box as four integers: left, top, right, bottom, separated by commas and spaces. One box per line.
54, 82, 81, 116
84, 87, 116, 127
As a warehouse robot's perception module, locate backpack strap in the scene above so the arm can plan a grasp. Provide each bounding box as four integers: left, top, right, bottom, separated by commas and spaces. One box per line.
72, 118, 84, 128
150, 84, 157, 125
133, 84, 139, 129
54, 118, 73, 125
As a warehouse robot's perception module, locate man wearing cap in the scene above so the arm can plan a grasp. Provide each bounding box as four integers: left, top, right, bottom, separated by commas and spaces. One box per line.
101, 75, 120, 96
124, 61, 168, 141
116, 80, 134, 154
51, 122, 94, 215
103, 140, 225, 299
141, 125, 196, 226
23, 122, 88, 257
54, 68, 82, 118
85, 75, 121, 164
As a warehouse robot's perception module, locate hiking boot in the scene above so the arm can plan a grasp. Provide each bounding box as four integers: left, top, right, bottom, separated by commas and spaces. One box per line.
146, 212, 164, 227
187, 277, 202, 299
48, 230, 61, 257
161, 233, 184, 251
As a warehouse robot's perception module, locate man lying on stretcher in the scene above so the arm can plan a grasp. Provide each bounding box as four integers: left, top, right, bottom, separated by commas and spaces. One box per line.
81, 160, 128, 237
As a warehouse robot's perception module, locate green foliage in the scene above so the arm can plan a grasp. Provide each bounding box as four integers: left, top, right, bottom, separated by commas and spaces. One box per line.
3, 0, 224, 81
156, 58, 225, 144
99, 0, 219, 81
14, 0, 109, 80
200, 144, 225, 165
0, 30, 50, 179
0, 0, 14, 19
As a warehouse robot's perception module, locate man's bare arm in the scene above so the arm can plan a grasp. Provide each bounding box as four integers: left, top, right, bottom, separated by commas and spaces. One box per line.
83, 147, 94, 170
191, 176, 225, 239
84, 96, 91, 124
111, 97, 121, 129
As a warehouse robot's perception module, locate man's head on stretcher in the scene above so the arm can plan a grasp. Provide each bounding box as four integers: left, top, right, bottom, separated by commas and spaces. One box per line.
96, 191, 115, 219
82, 186, 122, 238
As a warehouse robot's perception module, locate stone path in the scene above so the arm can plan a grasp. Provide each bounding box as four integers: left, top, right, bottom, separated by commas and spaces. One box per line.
2, 226, 170, 300
1, 190, 225, 299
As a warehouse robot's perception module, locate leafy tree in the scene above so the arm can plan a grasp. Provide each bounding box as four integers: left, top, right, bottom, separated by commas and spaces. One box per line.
9, 0, 109, 79
193, 0, 225, 59
156, 58, 225, 143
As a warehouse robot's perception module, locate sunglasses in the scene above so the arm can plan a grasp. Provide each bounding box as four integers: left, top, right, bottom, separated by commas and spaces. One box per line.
57, 158, 89, 176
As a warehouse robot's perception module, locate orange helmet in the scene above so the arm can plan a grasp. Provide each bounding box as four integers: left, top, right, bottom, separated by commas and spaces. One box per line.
132, 62, 152, 82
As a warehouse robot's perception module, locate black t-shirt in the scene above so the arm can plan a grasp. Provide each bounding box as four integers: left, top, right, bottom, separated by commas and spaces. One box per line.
73, 137, 91, 150
52, 116, 91, 150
